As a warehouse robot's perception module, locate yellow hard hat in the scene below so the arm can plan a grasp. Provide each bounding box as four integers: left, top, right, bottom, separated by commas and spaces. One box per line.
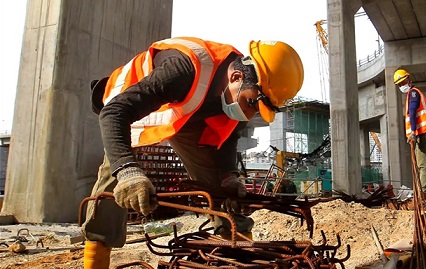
248, 40, 304, 122
394, 69, 410, 85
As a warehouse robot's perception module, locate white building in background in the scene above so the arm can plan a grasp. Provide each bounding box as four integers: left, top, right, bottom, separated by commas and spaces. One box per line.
242, 151, 273, 172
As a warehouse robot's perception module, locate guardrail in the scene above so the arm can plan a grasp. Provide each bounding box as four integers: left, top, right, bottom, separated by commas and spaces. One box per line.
357, 45, 384, 68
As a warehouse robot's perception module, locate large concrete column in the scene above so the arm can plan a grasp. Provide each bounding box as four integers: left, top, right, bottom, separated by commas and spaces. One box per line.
328, 0, 362, 194
384, 38, 426, 188
380, 115, 390, 185
2, 0, 173, 223
359, 128, 370, 167
270, 112, 286, 152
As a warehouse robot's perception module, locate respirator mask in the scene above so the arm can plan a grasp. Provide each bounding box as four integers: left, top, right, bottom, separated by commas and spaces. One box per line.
221, 82, 249, 121
399, 84, 410, 93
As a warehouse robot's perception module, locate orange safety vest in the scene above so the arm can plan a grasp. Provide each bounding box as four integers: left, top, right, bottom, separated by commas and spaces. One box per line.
103, 37, 243, 148
405, 87, 426, 137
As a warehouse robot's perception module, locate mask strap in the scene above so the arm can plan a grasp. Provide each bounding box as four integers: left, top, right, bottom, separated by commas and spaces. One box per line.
235, 80, 244, 103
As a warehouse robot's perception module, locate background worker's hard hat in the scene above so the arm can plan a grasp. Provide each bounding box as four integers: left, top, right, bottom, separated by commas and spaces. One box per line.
248, 40, 304, 122
394, 69, 410, 85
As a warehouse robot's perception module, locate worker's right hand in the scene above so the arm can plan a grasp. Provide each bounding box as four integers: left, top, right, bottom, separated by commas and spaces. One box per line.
407, 132, 417, 144
114, 166, 157, 216
221, 198, 242, 214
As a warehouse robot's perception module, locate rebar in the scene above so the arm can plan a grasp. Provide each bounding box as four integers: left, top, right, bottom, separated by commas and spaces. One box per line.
81, 190, 349, 268
409, 141, 426, 269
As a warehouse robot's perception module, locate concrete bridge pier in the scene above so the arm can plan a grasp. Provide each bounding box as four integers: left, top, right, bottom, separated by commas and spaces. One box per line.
328, 0, 362, 194
1, 0, 173, 223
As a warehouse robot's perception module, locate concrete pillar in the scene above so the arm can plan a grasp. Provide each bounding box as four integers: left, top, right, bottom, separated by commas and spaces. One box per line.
2, 0, 173, 223
328, 0, 362, 194
359, 129, 370, 167
270, 112, 286, 152
380, 115, 390, 185
384, 38, 426, 189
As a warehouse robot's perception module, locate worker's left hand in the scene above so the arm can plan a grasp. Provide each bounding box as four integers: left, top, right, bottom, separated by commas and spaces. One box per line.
221, 173, 247, 198
114, 166, 157, 216
407, 132, 417, 144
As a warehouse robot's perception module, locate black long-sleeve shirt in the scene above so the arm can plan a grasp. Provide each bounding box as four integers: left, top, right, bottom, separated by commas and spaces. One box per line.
99, 49, 195, 174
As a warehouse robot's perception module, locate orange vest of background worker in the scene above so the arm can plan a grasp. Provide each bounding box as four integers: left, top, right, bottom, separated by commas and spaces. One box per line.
103, 37, 242, 149
404, 87, 426, 138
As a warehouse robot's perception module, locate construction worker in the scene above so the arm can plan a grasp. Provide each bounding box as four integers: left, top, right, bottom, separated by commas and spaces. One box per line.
394, 69, 426, 194
83, 37, 304, 268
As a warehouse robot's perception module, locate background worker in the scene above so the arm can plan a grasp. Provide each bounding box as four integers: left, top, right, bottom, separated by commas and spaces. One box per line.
83, 37, 304, 269
394, 69, 426, 195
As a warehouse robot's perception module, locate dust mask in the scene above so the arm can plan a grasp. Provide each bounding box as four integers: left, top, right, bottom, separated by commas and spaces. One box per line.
221, 83, 249, 121
399, 84, 410, 93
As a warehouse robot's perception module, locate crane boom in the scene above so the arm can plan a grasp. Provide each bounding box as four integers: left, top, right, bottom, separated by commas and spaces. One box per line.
314, 20, 328, 54
370, 132, 382, 153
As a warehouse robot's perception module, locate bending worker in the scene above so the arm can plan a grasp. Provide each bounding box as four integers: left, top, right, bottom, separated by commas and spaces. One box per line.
83, 37, 304, 269
394, 69, 426, 194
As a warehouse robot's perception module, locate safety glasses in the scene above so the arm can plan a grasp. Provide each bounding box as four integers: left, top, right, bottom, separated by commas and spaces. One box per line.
248, 93, 280, 112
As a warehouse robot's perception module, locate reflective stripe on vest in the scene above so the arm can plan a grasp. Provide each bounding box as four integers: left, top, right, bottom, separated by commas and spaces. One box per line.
133, 38, 214, 127
405, 87, 426, 137
104, 55, 148, 105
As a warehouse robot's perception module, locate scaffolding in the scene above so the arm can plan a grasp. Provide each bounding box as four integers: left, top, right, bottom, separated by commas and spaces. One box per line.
272, 97, 332, 195
282, 97, 330, 156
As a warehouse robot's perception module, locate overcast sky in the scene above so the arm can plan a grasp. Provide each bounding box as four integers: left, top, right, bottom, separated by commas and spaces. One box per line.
0, 0, 380, 139
0, 1, 27, 133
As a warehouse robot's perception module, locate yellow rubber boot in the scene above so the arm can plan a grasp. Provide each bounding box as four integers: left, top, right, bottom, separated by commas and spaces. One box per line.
84, 240, 112, 269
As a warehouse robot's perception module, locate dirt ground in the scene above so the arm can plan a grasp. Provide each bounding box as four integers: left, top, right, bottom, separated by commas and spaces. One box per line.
0, 198, 415, 269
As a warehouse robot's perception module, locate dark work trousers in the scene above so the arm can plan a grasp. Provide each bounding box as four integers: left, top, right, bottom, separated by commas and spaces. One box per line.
415, 134, 426, 193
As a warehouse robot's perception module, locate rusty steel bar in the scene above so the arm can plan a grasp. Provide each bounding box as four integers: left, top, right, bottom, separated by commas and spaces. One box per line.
200, 250, 250, 267
171, 180, 318, 238
114, 261, 155, 269
78, 192, 115, 226
249, 260, 280, 269
141, 196, 348, 268
156, 200, 238, 247
156, 191, 214, 210
148, 225, 348, 268
221, 202, 314, 237
409, 142, 426, 269
79, 188, 348, 269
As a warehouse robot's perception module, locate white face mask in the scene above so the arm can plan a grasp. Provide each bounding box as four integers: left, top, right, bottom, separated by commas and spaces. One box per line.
399, 84, 410, 93
221, 84, 249, 121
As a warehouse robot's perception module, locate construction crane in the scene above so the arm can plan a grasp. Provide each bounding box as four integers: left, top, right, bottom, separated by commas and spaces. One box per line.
314, 20, 328, 54
314, 19, 330, 103
370, 132, 382, 153
315, 10, 367, 103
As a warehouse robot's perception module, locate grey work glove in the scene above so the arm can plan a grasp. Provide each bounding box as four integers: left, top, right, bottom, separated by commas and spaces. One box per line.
221, 173, 247, 198
114, 166, 157, 216
407, 132, 417, 144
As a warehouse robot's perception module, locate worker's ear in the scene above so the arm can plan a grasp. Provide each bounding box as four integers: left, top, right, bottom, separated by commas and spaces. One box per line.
90, 77, 109, 115
229, 70, 243, 83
